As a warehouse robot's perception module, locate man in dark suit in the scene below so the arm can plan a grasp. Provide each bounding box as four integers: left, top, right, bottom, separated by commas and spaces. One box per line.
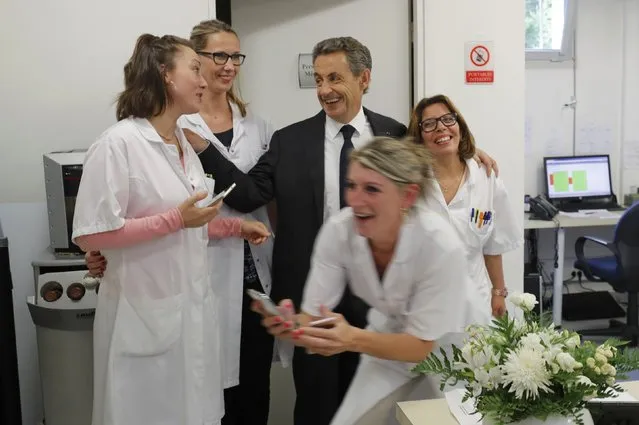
190, 37, 405, 425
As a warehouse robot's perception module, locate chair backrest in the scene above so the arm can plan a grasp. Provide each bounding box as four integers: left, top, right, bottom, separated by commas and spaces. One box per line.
614, 202, 639, 292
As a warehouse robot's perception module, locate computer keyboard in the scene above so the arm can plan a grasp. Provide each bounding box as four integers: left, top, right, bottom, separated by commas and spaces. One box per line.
560, 203, 623, 212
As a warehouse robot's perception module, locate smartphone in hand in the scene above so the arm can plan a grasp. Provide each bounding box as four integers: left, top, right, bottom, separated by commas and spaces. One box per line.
308, 317, 337, 328
246, 289, 281, 316
206, 183, 237, 207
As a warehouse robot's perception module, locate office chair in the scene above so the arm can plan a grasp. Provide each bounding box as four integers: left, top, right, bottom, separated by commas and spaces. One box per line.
573, 202, 639, 347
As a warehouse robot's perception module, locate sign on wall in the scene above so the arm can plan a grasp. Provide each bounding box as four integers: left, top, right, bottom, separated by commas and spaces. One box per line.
465, 41, 494, 84
298, 53, 315, 89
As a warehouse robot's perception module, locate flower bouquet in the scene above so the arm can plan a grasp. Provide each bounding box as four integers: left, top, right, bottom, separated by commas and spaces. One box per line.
413, 293, 639, 425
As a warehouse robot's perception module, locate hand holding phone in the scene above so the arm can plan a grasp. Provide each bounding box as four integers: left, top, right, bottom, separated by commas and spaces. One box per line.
207, 183, 237, 207
246, 289, 281, 316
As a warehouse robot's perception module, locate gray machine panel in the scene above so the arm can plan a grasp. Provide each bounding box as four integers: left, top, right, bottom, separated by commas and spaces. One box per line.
43, 151, 86, 252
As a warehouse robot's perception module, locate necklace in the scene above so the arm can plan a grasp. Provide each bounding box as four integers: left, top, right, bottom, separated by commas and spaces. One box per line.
158, 130, 183, 156
437, 163, 466, 194
158, 131, 175, 142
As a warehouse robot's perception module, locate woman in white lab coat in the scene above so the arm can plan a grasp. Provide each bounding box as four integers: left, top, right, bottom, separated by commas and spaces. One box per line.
85, 21, 277, 425
72, 34, 269, 425
408, 94, 523, 322
181, 20, 276, 425
254, 137, 481, 425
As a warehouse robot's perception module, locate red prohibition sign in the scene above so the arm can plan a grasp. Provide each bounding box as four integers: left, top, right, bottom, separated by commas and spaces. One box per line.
470, 45, 490, 67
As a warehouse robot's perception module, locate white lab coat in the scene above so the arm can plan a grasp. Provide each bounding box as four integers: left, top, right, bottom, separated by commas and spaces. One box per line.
178, 103, 275, 387
422, 159, 523, 323
72, 118, 224, 425
300, 203, 479, 425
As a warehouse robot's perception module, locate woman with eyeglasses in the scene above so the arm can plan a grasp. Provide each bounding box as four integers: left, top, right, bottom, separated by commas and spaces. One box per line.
408, 94, 522, 322
178, 20, 277, 425
85, 20, 277, 425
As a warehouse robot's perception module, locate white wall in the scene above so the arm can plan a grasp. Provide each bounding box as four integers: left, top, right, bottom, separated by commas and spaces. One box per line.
622, 0, 639, 195
525, 0, 639, 282
0, 1, 213, 424
414, 0, 526, 295
232, 0, 412, 130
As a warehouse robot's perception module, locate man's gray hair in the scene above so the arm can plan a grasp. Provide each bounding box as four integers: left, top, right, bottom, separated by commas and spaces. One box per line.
312, 36, 372, 76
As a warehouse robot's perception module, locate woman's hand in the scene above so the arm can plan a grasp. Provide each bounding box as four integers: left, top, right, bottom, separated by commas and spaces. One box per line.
492, 294, 507, 317
291, 306, 355, 356
241, 220, 271, 245
182, 128, 210, 153
473, 148, 499, 177
251, 298, 300, 340
85, 250, 106, 277
178, 192, 221, 228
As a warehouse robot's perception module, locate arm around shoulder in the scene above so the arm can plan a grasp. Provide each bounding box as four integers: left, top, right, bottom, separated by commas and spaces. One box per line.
198, 131, 279, 213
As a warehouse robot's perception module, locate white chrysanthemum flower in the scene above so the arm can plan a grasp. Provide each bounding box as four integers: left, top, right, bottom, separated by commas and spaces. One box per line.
594, 366, 601, 375
606, 377, 616, 386
586, 357, 596, 368
509, 292, 539, 312
502, 348, 553, 399
555, 352, 579, 372
520, 333, 544, 352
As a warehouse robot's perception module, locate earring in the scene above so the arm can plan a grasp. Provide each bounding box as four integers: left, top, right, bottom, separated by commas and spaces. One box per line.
401, 207, 408, 218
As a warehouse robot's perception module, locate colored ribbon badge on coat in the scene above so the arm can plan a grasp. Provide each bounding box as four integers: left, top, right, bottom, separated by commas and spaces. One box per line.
470, 208, 492, 228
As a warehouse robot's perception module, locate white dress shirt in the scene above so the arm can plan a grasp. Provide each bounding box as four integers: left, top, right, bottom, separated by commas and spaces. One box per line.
324, 108, 374, 221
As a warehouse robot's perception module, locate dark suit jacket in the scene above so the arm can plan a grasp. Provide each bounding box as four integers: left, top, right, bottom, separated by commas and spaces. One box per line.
198, 108, 407, 306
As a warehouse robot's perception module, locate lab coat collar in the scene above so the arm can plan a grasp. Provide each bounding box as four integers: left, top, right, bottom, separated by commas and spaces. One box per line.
181, 101, 246, 143
464, 157, 482, 188
351, 208, 416, 265
132, 117, 191, 155
325, 107, 367, 141
132, 117, 164, 143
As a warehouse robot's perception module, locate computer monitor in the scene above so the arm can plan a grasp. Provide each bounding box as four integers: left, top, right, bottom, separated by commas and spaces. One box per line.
543, 155, 613, 201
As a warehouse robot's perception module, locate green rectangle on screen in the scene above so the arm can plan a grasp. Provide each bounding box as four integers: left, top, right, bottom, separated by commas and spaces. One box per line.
553, 171, 569, 192
572, 170, 588, 191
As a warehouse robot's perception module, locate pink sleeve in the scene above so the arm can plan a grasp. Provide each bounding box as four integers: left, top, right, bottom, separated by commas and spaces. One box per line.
74, 208, 184, 252
208, 217, 243, 239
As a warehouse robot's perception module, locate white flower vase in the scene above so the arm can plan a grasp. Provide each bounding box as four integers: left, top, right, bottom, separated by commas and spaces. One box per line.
484, 409, 594, 425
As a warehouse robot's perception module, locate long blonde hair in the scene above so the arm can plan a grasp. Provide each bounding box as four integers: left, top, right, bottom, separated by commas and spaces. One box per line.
190, 20, 248, 117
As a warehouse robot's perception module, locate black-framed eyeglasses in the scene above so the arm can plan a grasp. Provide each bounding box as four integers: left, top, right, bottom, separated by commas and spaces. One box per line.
197, 51, 246, 66
419, 112, 458, 133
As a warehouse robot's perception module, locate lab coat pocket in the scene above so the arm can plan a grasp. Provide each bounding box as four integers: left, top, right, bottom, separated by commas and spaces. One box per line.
468, 208, 494, 247
111, 294, 185, 423
115, 294, 184, 356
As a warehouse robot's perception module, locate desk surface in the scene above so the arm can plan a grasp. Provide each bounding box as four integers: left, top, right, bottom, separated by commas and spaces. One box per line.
396, 381, 639, 425
524, 212, 623, 230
